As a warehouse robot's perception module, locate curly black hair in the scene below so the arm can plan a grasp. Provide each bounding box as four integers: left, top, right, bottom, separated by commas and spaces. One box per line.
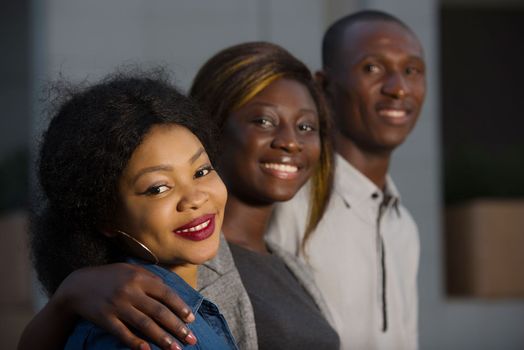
31, 69, 217, 295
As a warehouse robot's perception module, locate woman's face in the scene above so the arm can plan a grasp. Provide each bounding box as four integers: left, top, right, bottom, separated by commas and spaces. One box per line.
219, 78, 321, 204
114, 124, 227, 267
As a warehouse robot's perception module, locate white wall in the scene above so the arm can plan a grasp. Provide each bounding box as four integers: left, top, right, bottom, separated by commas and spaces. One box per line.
34, 0, 325, 92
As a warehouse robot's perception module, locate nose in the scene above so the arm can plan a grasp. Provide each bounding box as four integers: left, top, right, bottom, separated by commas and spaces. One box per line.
177, 187, 209, 212
381, 72, 408, 99
271, 125, 302, 153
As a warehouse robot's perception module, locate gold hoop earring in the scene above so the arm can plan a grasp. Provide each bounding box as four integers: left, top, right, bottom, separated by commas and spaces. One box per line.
115, 230, 159, 264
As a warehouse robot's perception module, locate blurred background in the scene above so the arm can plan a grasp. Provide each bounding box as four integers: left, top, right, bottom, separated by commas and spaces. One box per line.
1, 0, 523, 349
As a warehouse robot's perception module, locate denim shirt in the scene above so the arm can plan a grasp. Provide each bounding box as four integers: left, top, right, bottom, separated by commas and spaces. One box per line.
64, 259, 239, 350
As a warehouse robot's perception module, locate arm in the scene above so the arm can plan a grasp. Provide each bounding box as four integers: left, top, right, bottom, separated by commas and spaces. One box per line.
18, 263, 197, 350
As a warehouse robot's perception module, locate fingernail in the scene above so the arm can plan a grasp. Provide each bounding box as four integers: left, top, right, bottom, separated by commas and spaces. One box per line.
180, 327, 188, 336
163, 336, 174, 348
170, 342, 183, 350
185, 332, 197, 344
138, 342, 150, 350
184, 310, 195, 323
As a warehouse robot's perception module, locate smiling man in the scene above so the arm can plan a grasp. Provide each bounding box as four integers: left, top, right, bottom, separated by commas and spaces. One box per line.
268, 10, 426, 350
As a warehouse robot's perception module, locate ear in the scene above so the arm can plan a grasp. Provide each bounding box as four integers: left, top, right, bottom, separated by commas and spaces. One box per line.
314, 69, 332, 96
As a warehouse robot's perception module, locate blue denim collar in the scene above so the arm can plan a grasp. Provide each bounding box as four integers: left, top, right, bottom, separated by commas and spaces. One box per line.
126, 258, 204, 315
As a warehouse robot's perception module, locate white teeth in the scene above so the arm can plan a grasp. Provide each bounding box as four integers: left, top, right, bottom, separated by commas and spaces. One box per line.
379, 109, 406, 118
262, 163, 298, 173
176, 219, 210, 233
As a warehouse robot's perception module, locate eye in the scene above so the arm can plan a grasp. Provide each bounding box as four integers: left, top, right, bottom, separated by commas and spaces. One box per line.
195, 165, 214, 179
405, 66, 421, 75
364, 63, 381, 74
253, 116, 275, 129
144, 184, 170, 196
298, 123, 316, 132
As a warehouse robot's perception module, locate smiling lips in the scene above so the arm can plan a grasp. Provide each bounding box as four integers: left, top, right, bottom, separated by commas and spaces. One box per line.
377, 107, 410, 126
261, 162, 299, 180
173, 214, 216, 241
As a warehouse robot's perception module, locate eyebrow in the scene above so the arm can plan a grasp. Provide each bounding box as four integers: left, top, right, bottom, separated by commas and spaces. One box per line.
247, 101, 318, 115
189, 147, 206, 164
357, 53, 424, 63
132, 147, 206, 183
133, 165, 173, 183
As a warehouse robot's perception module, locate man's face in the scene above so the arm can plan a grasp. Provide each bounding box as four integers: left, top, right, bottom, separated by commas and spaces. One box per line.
327, 20, 426, 153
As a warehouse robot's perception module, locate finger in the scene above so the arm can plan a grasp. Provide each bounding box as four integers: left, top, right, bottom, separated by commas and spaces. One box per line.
119, 265, 196, 324
105, 264, 196, 345
140, 277, 195, 324
121, 306, 189, 349
130, 293, 197, 345
101, 315, 152, 350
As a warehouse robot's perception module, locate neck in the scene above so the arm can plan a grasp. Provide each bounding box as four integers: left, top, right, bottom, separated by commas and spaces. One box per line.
334, 132, 391, 191
171, 263, 198, 289
221, 195, 273, 255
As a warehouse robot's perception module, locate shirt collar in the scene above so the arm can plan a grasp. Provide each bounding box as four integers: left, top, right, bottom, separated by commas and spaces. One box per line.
200, 233, 232, 275
334, 153, 401, 209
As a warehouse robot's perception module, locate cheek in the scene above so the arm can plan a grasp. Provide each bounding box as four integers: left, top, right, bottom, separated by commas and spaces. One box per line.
211, 179, 228, 209
121, 200, 171, 236
244, 129, 269, 150
223, 130, 259, 161
409, 77, 426, 101
416, 86, 426, 104
221, 122, 252, 148
201, 172, 228, 203
234, 132, 269, 165
305, 135, 322, 164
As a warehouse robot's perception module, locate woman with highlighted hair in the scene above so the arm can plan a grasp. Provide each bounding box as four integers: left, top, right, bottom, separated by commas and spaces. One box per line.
19, 43, 340, 350
189, 42, 339, 350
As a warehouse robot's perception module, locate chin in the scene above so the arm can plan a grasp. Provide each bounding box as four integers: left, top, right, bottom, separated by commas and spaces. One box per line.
372, 131, 410, 149
188, 249, 219, 265
188, 238, 221, 264
385, 136, 410, 149
264, 188, 299, 203
267, 181, 307, 201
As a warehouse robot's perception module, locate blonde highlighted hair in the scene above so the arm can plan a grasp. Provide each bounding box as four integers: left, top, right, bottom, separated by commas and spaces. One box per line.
189, 42, 333, 249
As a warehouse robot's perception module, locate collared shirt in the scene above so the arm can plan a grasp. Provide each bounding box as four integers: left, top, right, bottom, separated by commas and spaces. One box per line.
198, 234, 258, 350
198, 234, 334, 350
267, 153, 420, 350
65, 258, 239, 350
228, 242, 340, 350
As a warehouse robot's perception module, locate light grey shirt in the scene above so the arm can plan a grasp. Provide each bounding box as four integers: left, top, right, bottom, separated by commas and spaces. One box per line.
267, 153, 420, 350
198, 234, 258, 350
198, 234, 334, 350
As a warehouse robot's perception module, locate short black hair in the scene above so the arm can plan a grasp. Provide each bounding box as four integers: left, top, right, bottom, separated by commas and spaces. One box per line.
322, 10, 413, 70
32, 69, 217, 295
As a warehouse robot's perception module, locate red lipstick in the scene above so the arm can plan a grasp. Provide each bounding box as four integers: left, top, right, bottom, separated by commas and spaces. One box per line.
173, 214, 216, 241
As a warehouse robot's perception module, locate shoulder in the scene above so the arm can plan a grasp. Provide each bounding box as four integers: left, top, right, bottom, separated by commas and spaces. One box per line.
398, 203, 420, 234
199, 240, 258, 350
266, 182, 310, 253
65, 320, 145, 350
